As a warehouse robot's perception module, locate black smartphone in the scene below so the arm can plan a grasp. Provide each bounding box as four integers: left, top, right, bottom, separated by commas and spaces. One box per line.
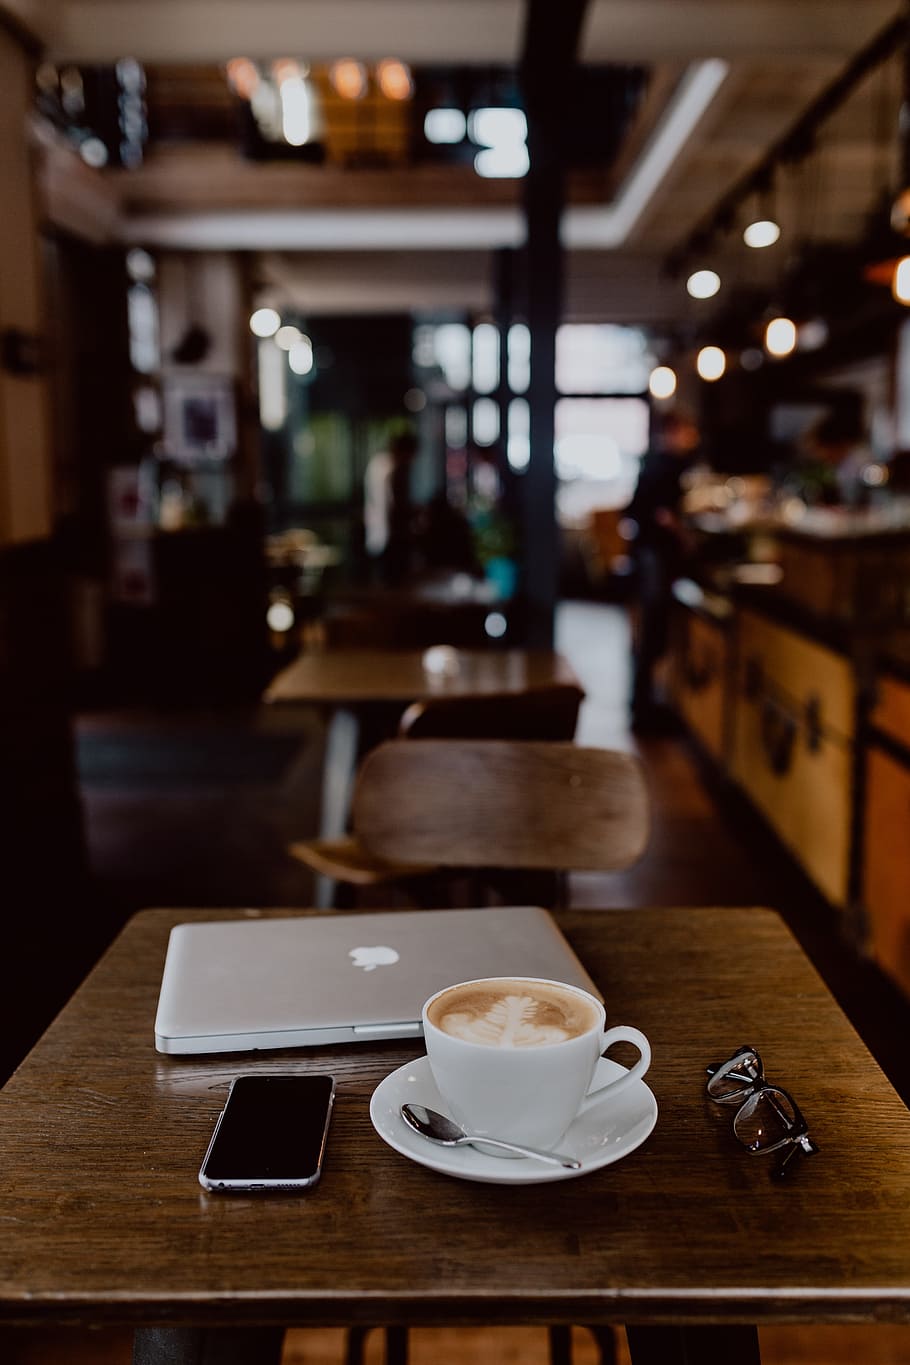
198, 1074, 335, 1192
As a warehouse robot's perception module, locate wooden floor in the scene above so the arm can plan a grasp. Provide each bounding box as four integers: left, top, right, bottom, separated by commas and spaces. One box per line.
6, 601, 910, 1364
8, 1320, 910, 1364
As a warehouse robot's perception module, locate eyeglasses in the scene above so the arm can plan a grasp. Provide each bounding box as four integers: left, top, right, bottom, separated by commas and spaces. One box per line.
706, 1045, 818, 1180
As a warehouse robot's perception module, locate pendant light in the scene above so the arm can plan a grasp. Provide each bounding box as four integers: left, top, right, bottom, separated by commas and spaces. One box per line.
743, 176, 781, 249
696, 345, 726, 381
648, 365, 677, 399
894, 256, 910, 303
686, 269, 721, 299
764, 316, 797, 357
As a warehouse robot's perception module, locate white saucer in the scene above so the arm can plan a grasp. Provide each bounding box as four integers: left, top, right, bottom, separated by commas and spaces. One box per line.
369, 1055, 658, 1185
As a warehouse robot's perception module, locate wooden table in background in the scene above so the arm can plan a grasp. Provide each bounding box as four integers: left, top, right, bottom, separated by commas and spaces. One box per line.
2, 906, 910, 1364
264, 648, 581, 902
262, 647, 580, 708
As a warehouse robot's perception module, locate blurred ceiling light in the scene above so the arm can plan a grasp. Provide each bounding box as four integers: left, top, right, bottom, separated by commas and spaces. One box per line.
275, 324, 302, 350
249, 307, 281, 338
469, 107, 527, 149
696, 345, 726, 381
79, 136, 108, 168
376, 58, 413, 101
225, 57, 260, 100
863, 462, 888, 487
797, 318, 829, 351
424, 108, 466, 144
474, 144, 529, 179
743, 219, 780, 249
648, 365, 677, 399
330, 59, 368, 100
279, 73, 314, 146
258, 339, 287, 431
288, 337, 314, 375
271, 58, 301, 85
686, 269, 720, 299
267, 600, 295, 632
484, 612, 508, 639
764, 316, 796, 357
893, 256, 910, 305
126, 247, 155, 282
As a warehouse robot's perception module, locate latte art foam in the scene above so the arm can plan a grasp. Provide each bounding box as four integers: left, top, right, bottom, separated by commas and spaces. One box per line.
427, 980, 599, 1048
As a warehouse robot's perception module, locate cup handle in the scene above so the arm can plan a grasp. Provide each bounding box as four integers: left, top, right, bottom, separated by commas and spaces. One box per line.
579, 1026, 651, 1111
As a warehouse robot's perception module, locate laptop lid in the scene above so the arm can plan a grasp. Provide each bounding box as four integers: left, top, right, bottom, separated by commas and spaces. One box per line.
154, 906, 600, 1055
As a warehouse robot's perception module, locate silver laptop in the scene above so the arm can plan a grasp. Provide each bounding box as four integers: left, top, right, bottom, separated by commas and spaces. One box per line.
154, 906, 600, 1054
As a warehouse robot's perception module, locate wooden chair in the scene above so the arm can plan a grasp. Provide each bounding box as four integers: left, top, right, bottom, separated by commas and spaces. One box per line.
289, 739, 649, 902
289, 684, 586, 893
352, 739, 648, 871
398, 682, 585, 741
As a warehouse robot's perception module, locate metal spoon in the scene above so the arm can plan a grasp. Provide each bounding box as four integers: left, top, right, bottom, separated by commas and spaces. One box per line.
400, 1103, 582, 1169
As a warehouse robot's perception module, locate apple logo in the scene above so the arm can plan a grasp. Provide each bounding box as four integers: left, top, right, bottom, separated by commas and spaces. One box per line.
349, 945, 400, 972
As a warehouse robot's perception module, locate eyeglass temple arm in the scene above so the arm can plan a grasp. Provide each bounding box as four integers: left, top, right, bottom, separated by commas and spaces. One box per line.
705, 1065, 758, 1082
706, 1046, 761, 1081
771, 1133, 819, 1180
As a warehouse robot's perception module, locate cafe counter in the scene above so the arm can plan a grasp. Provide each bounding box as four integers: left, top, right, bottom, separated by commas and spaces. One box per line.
668, 515, 910, 999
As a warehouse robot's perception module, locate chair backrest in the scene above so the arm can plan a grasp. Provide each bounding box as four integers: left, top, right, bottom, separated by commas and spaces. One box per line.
397, 684, 585, 742
352, 739, 649, 871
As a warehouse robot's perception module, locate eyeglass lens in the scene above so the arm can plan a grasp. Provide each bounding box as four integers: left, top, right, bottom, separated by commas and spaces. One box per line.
706, 1047, 763, 1103
733, 1086, 799, 1153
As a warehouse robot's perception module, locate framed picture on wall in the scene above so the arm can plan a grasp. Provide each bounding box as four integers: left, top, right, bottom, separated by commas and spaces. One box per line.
163, 373, 237, 463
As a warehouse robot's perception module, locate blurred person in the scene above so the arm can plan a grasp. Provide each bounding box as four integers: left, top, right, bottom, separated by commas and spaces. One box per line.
364, 429, 419, 584
417, 491, 478, 574
780, 412, 867, 507
625, 410, 701, 731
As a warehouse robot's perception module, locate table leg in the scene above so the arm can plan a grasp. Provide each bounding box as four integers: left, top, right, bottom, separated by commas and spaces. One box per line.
625, 1325, 761, 1365
385, 1325, 409, 1364
132, 1327, 285, 1365
316, 706, 361, 907
549, 1325, 572, 1365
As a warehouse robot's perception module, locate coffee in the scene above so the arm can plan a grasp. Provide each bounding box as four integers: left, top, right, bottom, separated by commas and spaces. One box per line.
426, 978, 599, 1049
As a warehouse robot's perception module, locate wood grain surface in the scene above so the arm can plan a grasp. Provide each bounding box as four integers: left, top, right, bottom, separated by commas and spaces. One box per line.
353, 742, 650, 870
1, 907, 910, 1331
262, 650, 580, 706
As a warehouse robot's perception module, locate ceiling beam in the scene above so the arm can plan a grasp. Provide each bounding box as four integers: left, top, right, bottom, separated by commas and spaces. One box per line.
581, 1, 901, 62
45, 0, 524, 64
666, 12, 906, 272
40, 0, 899, 66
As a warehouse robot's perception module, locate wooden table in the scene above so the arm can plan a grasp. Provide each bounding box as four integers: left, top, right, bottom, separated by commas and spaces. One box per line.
2, 906, 909, 1365
262, 647, 579, 707
264, 649, 581, 902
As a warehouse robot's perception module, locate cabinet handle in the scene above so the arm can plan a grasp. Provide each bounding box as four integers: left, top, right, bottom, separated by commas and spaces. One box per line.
760, 697, 797, 776
744, 656, 763, 699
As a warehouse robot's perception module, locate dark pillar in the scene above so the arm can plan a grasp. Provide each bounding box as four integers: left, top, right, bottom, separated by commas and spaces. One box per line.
519, 0, 589, 646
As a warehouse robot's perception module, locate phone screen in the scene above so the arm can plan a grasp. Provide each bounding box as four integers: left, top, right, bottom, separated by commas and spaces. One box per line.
200, 1074, 335, 1190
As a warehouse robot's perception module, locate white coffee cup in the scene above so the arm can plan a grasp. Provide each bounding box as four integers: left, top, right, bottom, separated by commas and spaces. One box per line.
422, 976, 651, 1154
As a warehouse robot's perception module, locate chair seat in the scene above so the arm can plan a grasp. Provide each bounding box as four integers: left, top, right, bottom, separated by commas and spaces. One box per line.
288, 835, 434, 885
